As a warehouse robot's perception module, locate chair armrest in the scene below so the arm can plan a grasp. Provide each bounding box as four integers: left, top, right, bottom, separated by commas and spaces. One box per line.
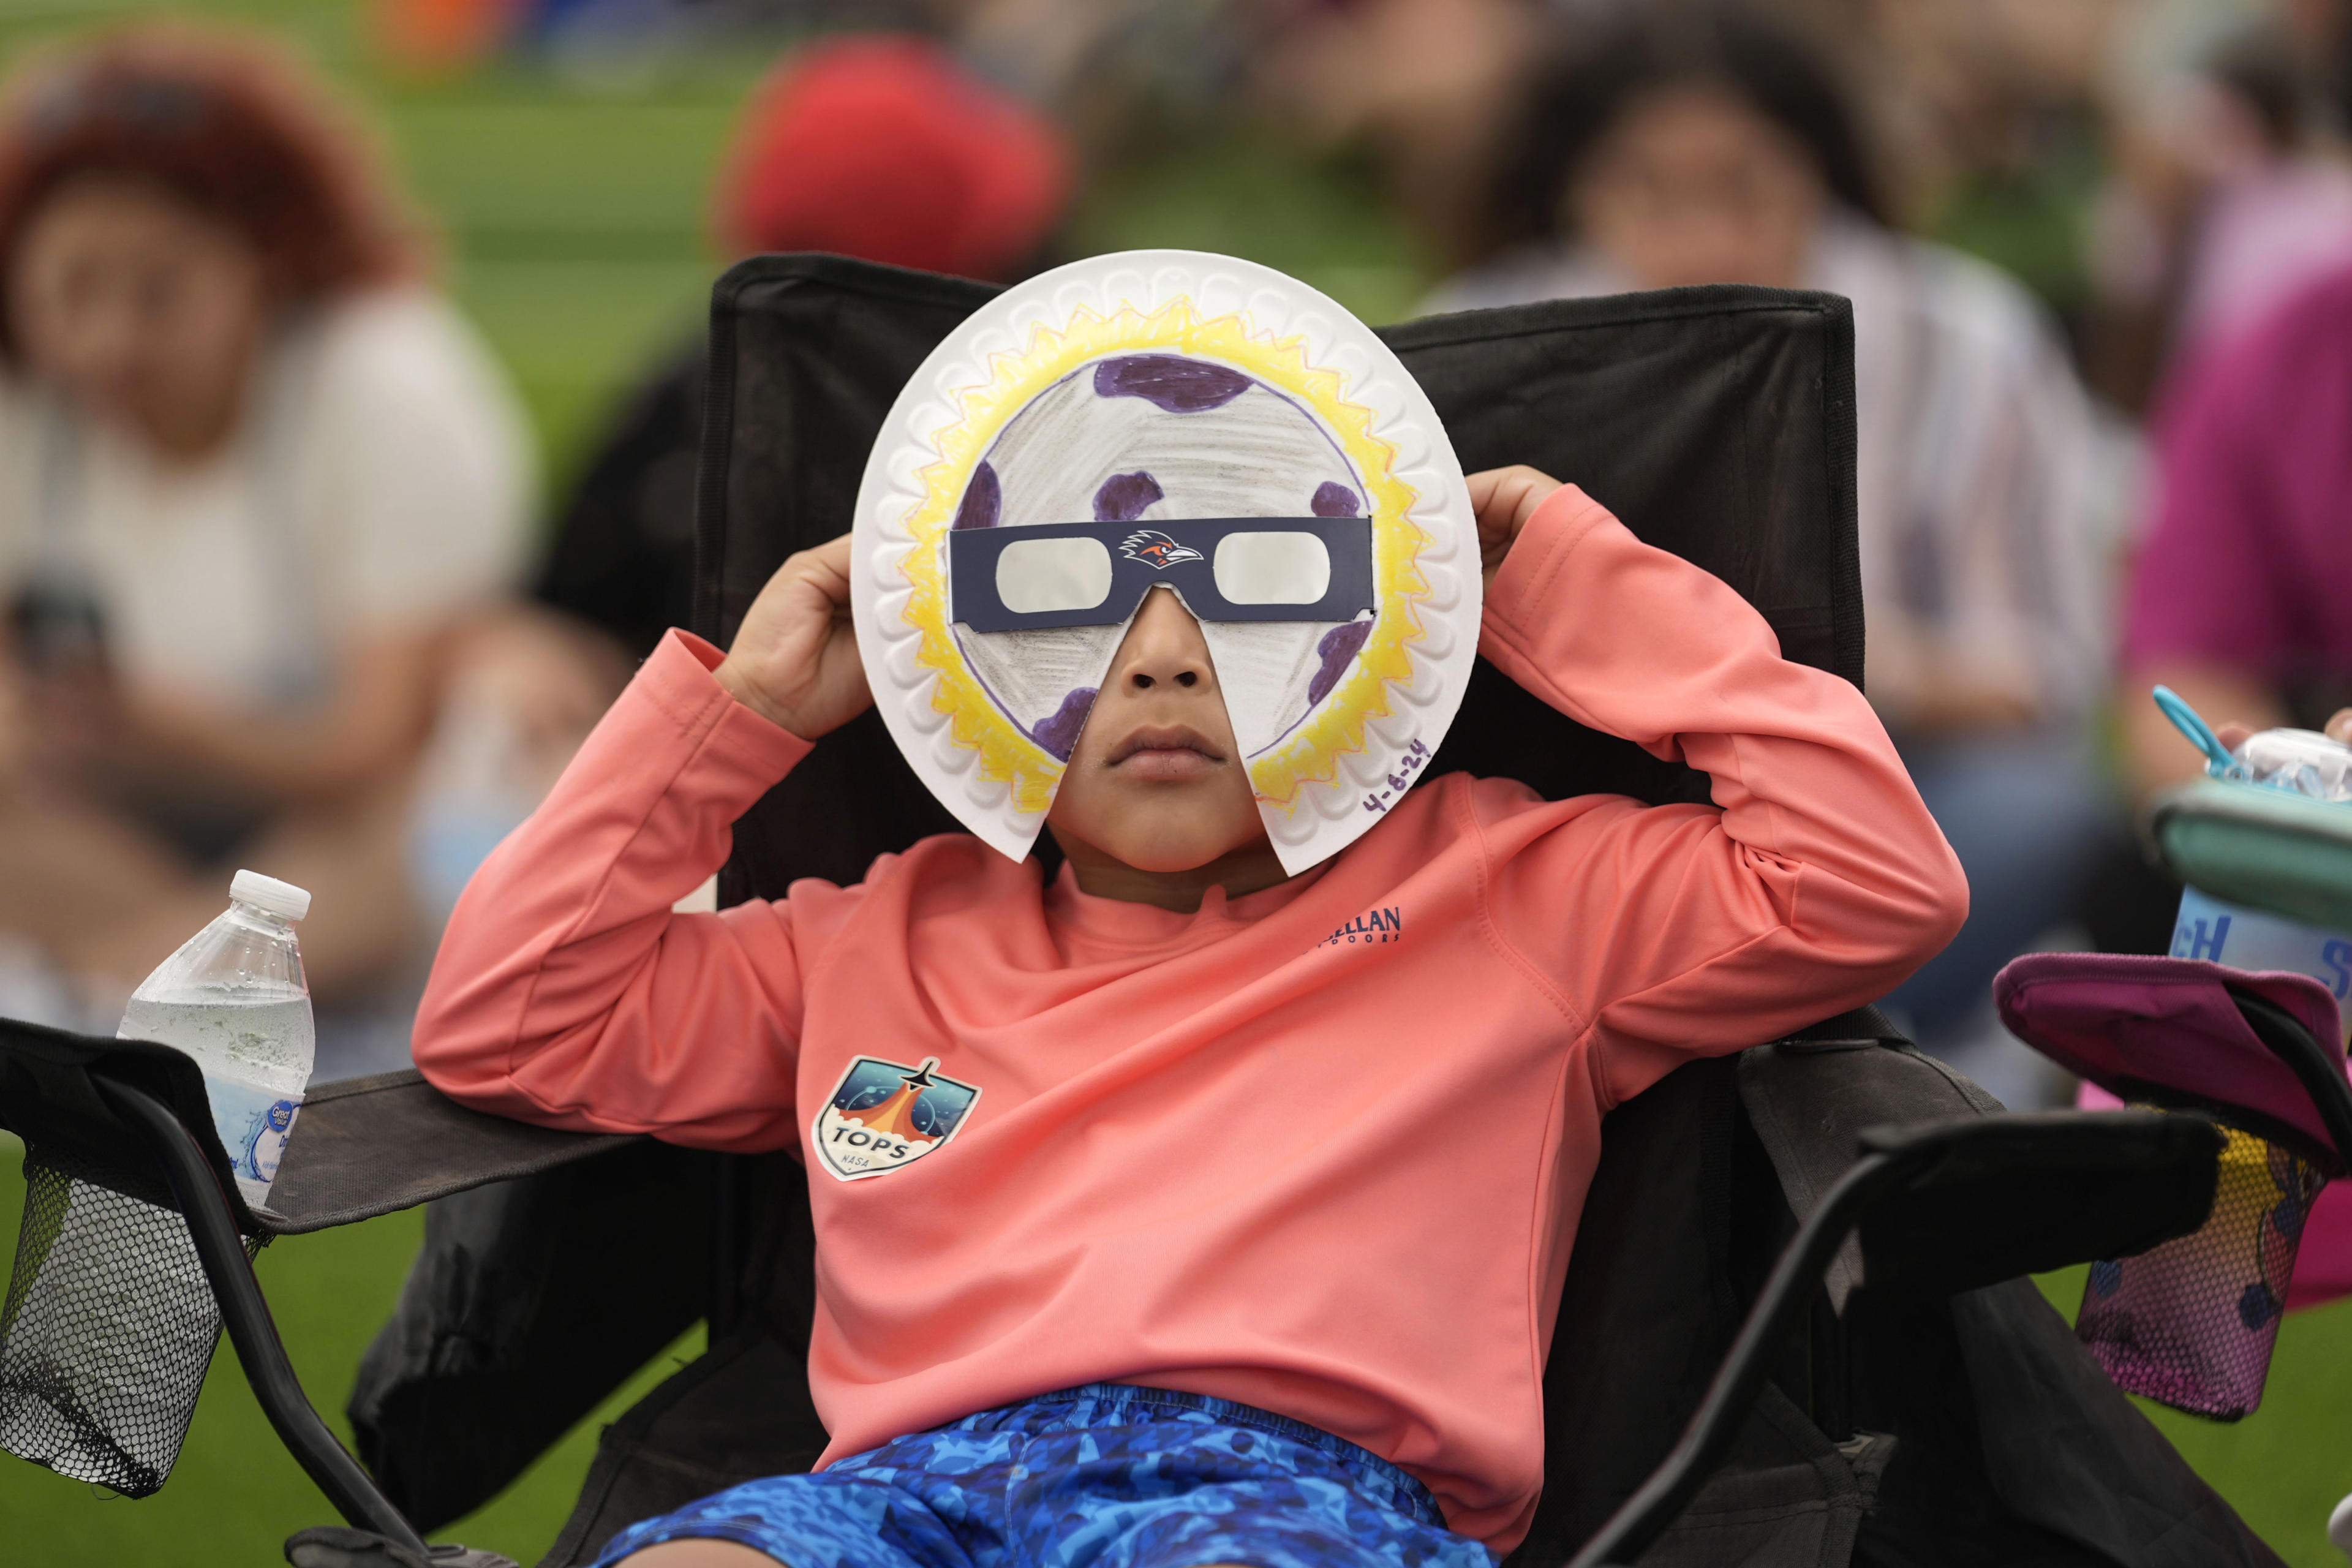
1, 1015, 636, 1238
265, 1069, 640, 1236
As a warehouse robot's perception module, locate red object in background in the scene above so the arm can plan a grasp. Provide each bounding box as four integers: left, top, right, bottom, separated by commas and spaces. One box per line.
715, 35, 1072, 282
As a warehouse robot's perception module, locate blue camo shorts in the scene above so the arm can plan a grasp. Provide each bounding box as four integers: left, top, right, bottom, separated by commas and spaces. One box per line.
590, 1383, 1496, 1568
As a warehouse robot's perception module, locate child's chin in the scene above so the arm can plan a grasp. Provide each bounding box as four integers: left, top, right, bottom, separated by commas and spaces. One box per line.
1108, 847, 1227, 875
1101, 831, 1256, 875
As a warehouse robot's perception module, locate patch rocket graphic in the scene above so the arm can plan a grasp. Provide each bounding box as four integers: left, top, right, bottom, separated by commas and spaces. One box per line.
812, 1055, 983, 1182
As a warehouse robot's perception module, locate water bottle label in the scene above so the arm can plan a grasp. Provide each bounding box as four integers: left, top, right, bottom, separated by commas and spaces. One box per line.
203, 1074, 302, 1205
2172, 886, 2352, 1044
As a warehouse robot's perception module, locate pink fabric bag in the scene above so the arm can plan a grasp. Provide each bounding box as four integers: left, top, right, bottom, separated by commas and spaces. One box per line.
1997, 953, 2349, 1417
1997, 953, 2343, 1145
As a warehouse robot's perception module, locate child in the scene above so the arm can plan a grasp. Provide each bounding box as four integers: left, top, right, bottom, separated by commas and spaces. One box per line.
413, 258, 1964, 1568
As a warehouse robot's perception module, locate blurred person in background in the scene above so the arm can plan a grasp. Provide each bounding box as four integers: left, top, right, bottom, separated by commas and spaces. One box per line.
1247, 0, 1543, 273
0, 26, 532, 1022
2105, 262, 2352, 1340
2080, 7, 2352, 956
2090, 11, 2352, 409
1804, 0, 2122, 337
2119, 262, 2352, 814
439, 34, 1074, 932
533, 32, 1072, 660
1425, 1, 2120, 1103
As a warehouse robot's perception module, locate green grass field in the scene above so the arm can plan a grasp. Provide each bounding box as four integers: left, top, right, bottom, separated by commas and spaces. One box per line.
2033, 1265, 2352, 1566
0, 1130, 706, 1563
1, 3, 2348, 1563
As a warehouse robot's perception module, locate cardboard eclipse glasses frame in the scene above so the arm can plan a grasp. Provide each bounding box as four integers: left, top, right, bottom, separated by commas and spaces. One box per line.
949, 516, 1374, 633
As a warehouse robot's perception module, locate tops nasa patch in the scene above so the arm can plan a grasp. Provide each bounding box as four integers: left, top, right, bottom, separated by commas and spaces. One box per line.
812, 1055, 984, 1182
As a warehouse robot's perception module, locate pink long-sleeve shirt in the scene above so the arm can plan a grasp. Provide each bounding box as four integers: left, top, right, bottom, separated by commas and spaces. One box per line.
413, 487, 1965, 1551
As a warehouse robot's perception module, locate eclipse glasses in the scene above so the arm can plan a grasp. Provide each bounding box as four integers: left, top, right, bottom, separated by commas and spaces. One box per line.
949, 516, 1374, 633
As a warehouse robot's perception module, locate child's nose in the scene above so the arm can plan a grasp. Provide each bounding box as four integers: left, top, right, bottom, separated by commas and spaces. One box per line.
1115, 586, 1216, 694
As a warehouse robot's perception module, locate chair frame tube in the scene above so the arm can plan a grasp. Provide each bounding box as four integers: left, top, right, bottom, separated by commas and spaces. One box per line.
96, 1077, 428, 1553
2229, 987, 2352, 1169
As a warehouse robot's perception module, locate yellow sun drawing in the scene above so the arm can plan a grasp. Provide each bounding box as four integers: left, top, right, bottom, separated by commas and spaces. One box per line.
895, 296, 1429, 818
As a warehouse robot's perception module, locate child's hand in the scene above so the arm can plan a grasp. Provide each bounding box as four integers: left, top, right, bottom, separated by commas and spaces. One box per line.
1468, 466, 1562, 592
713, 534, 873, 740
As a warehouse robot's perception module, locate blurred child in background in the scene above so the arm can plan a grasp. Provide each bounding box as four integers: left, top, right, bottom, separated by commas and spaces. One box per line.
534, 33, 1071, 660
0, 25, 532, 1020
398, 34, 1076, 943
1424, 1, 2120, 1102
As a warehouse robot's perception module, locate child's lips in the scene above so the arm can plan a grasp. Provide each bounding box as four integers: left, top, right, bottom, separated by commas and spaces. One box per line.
1118, 747, 1217, 782
1107, 726, 1223, 781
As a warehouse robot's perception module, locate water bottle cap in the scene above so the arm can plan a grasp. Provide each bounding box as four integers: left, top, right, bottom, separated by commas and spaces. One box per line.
230, 869, 311, 922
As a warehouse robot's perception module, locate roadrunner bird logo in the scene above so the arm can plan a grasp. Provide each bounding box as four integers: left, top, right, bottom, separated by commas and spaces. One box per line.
1121, 529, 1204, 569
812, 1055, 983, 1182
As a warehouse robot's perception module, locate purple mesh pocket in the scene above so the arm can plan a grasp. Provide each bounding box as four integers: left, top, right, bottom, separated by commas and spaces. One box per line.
2076, 1115, 2324, 1420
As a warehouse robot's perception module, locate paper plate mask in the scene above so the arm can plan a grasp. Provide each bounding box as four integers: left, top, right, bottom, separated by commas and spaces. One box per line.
850, 250, 1479, 875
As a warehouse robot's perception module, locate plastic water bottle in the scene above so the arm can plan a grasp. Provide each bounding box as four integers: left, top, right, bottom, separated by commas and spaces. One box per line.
115, 870, 315, 1208
2225, 726, 2352, 801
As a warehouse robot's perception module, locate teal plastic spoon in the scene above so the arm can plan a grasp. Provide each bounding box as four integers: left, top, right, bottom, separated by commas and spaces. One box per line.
2153, 684, 2236, 776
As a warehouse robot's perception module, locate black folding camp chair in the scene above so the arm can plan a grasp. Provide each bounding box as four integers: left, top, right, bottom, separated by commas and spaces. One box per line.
0, 1022, 633, 1567
0, 1017, 2234, 1568
0, 260, 2284, 1567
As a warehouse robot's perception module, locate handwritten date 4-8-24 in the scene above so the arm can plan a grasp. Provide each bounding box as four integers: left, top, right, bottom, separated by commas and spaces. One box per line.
1361, 737, 1432, 815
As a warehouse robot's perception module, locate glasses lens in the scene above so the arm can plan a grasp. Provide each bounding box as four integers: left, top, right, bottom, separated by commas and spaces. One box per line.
994, 535, 1115, 616
1212, 532, 1332, 606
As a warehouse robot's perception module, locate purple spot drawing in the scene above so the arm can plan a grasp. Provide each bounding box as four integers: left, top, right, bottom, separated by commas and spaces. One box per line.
1092, 354, 1252, 413
954, 461, 1001, 530
1092, 470, 1164, 522
1308, 619, 1374, 706
1311, 481, 1361, 517
1031, 687, 1098, 761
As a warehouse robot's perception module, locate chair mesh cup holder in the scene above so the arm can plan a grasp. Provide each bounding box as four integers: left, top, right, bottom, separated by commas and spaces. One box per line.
0, 1142, 257, 1495
1995, 954, 2352, 1425
2074, 1106, 2325, 1421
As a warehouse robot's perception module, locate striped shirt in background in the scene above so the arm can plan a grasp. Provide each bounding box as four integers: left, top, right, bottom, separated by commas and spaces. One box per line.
1422, 211, 2128, 739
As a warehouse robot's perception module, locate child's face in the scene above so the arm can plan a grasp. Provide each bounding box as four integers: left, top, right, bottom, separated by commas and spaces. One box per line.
1045, 586, 1272, 874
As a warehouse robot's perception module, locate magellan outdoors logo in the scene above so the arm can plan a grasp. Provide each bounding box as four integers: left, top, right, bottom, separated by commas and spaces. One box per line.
1321, 907, 1404, 948
1120, 529, 1204, 569
812, 1055, 983, 1182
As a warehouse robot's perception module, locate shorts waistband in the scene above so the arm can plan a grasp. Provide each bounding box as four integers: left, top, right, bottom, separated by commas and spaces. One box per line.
949, 1382, 1442, 1521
